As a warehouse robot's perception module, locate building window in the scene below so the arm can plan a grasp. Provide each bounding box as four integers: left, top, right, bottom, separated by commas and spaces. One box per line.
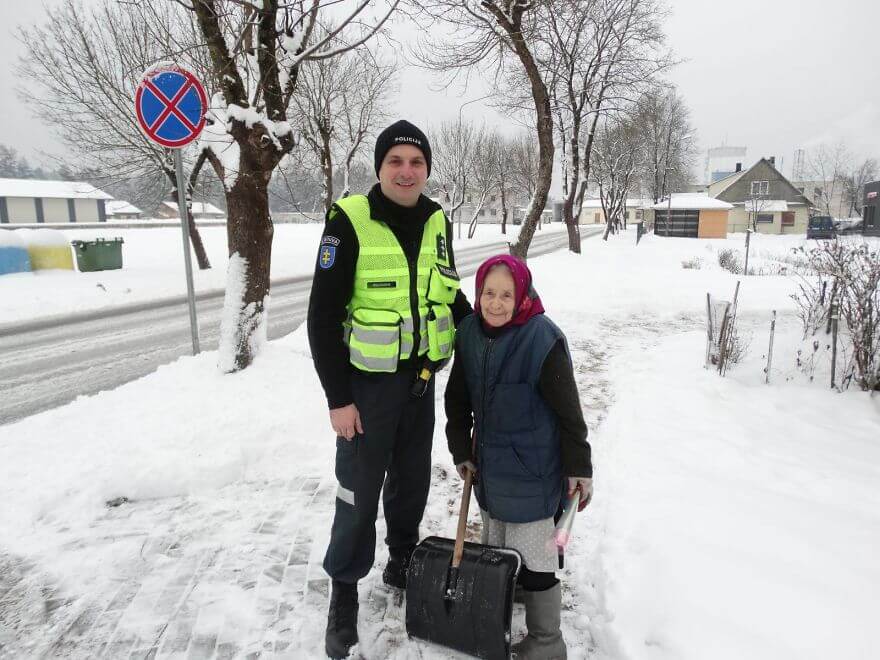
490, 195, 496, 202
756, 213, 774, 224
594, 213, 600, 222
635, 209, 643, 219
781, 212, 795, 227
478, 209, 485, 216
467, 195, 472, 203
751, 180, 769, 195
490, 208, 497, 216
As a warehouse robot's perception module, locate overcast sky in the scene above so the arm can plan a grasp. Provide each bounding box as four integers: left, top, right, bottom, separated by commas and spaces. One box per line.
1, 0, 877, 182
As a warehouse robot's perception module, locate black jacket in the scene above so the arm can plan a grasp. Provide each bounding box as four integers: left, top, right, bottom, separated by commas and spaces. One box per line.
307, 184, 472, 409
445, 327, 592, 479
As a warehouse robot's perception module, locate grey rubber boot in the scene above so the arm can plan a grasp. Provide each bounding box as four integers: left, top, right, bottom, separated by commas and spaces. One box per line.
511, 583, 567, 660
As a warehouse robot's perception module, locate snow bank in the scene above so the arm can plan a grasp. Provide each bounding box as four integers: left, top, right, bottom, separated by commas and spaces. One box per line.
0, 327, 327, 543
17, 228, 70, 247
0, 230, 24, 247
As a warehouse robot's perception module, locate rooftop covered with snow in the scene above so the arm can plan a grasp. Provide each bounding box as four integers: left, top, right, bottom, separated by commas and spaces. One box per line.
0, 178, 113, 200
105, 200, 142, 215
161, 201, 224, 215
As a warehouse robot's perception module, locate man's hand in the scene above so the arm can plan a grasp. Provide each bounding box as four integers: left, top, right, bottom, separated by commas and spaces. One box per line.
330, 404, 363, 440
567, 477, 593, 512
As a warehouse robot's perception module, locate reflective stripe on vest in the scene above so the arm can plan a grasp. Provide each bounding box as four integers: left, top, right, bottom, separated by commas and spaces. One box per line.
333, 194, 456, 372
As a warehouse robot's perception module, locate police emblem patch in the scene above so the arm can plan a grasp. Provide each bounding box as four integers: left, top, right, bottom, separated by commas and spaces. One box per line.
319, 245, 336, 269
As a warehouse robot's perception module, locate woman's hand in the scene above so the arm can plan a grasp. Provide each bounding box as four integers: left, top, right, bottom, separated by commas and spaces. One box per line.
567, 477, 593, 511
456, 460, 477, 480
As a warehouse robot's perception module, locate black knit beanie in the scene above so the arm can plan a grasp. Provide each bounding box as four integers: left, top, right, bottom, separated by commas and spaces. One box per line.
374, 120, 432, 178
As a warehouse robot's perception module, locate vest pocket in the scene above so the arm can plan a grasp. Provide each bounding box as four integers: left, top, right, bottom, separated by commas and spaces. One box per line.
348, 308, 401, 373
426, 304, 454, 361
426, 264, 461, 304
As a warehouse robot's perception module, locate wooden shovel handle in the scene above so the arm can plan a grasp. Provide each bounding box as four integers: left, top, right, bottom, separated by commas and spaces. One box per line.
452, 468, 473, 569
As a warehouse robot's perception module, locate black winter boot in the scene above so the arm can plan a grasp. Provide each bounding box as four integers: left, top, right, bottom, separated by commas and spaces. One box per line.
325, 580, 359, 659
382, 544, 416, 589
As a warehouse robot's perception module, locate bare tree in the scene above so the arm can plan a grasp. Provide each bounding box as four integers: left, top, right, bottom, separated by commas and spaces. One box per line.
634, 87, 697, 203
544, 0, 672, 252
591, 115, 640, 240
172, 0, 399, 371
491, 133, 517, 234
509, 132, 541, 206
843, 157, 878, 218
412, 0, 554, 259
466, 129, 501, 238
429, 119, 484, 238
16, 0, 216, 268
291, 41, 396, 214
806, 141, 850, 218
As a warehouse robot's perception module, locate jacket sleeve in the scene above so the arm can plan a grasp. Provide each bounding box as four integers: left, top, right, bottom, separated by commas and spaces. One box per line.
446, 216, 474, 323
538, 339, 592, 478
444, 352, 474, 466
307, 208, 359, 409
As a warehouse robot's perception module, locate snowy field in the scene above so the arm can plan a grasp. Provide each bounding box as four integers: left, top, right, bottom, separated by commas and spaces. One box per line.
0, 221, 553, 325
1, 229, 878, 659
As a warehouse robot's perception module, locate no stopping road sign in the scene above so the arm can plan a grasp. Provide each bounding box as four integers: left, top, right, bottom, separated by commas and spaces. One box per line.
135, 65, 207, 148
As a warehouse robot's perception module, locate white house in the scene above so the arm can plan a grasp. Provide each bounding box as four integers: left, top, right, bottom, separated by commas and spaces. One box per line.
105, 200, 143, 220
156, 200, 225, 219
0, 178, 113, 224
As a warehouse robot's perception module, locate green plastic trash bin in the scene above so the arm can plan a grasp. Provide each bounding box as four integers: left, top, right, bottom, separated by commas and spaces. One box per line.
71, 237, 124, 272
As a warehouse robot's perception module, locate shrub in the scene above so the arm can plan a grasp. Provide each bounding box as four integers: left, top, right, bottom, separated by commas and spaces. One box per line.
791, 240, 880, 391
681, 257, 703, 270
717, 248, 742, 274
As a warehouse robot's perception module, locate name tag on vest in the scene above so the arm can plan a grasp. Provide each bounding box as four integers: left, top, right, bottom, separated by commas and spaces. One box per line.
367, 281, 397, 289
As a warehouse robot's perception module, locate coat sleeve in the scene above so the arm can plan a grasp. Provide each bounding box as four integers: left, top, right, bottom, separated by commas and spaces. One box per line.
444, 352, 474, 466
307, 208, 359, 409
538, 339, 592, 478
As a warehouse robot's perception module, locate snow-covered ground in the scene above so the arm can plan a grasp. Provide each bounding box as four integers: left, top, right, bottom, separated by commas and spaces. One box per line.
1, 229, 878, 659
0, 221, 551, 325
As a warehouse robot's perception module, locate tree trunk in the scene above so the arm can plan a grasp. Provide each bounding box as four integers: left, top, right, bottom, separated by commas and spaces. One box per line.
219, 158, 274, 373
187, 207, 212, 270
321, 130, 333, 215
500, 188, 508, 235
500, 15, 553, 260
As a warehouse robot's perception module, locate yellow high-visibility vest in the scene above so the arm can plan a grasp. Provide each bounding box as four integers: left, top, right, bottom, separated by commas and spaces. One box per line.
331, 195, 460, 372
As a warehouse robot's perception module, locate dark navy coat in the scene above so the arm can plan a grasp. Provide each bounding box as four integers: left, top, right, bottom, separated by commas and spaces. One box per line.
456, 313, 566, 523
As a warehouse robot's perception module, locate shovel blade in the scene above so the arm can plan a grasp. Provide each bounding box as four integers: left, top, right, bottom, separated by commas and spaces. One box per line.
405, 536, 521, 660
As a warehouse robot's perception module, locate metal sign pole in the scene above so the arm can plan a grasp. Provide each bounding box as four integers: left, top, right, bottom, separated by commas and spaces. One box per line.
174, 149, 200, 355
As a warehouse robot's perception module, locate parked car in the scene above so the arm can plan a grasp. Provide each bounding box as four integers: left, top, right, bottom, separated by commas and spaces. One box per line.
834, 218, 863, 234
807, 216, 836, 239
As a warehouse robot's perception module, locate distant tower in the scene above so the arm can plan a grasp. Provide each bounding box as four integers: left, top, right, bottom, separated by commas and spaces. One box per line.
704, 145, 748, 183
792, 149, 806, 181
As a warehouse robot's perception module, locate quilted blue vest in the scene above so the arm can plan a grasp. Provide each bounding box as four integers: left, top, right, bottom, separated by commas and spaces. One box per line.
456, 313, 566, 523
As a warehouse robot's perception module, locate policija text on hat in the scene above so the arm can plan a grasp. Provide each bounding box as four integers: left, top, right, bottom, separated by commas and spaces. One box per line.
306, 120, 473, 659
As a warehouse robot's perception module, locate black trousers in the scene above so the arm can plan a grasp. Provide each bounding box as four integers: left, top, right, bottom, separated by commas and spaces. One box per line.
323, 369, 435, 584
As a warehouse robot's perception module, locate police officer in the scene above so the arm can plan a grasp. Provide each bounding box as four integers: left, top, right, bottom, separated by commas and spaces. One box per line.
307, 120, 472, 659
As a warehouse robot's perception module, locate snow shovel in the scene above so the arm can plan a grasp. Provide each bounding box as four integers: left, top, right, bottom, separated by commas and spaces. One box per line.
405, 469, 522, 660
